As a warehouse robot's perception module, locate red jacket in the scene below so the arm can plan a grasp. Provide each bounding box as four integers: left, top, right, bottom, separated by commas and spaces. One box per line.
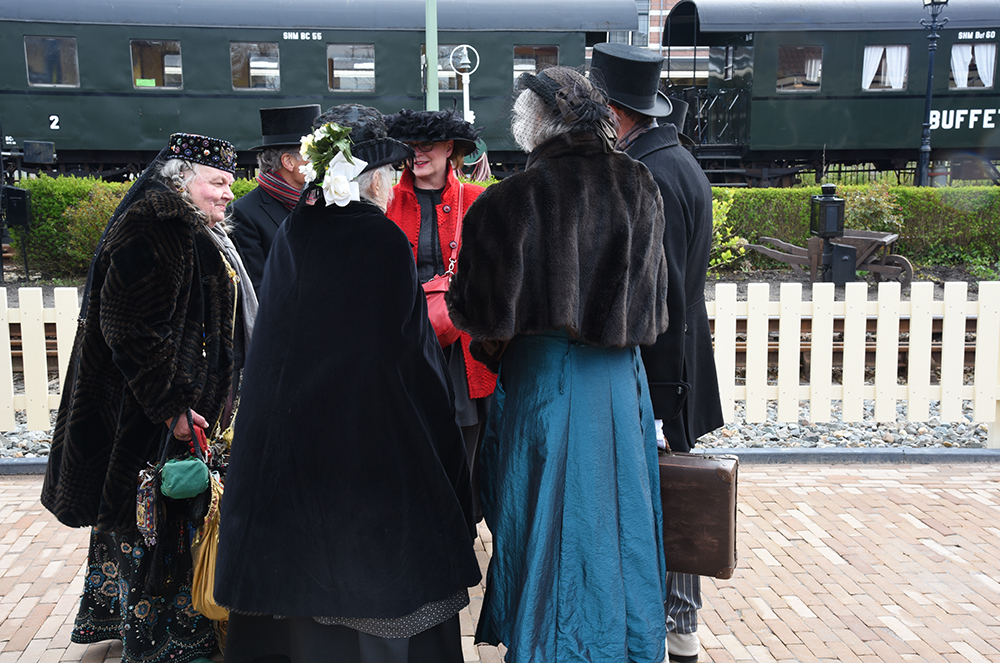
387, 169, 496, 399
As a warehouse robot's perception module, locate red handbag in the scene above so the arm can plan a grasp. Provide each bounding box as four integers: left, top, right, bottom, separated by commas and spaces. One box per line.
422, 184, 465, 347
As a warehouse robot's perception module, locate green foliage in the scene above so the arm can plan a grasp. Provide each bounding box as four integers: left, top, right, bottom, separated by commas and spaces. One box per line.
12, 176, 111, 276
459, 174, 500, 187
63, 185, 129, 275
842, 181, 902, 234
231, 178, 257, 200
300, 122, 354, 178
709, 196, 747, 272
722, 184, 1000, 271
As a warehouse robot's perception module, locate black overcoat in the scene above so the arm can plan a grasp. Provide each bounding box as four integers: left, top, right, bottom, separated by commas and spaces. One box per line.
630, 124, 724, 450
41, 184, 235, 533
231, 186, 288, 296
215, 196, 481, 619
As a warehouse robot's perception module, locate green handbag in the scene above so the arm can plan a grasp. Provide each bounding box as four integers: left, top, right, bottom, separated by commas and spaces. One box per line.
160, 456, 211, 499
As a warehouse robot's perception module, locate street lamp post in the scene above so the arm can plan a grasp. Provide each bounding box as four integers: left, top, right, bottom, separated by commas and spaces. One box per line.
449, 45, 480, 124
916, 0, 949, 187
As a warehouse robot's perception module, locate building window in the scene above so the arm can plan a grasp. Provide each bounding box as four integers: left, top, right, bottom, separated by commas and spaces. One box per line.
328, 44, 375, 91
513, 45, 558, 83
130, 40, 183, 88
24, 36, 79, 87
634, 0, 650, 48
231, 42, 280, 90
862, 45, 908, 90
950, 43, 996, 88
421, 44, 467, 92
776, 45, 822, 91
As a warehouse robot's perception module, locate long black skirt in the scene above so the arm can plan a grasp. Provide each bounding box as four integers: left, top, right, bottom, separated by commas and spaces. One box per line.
71, 529, 217, 663
224, 613, 464, 663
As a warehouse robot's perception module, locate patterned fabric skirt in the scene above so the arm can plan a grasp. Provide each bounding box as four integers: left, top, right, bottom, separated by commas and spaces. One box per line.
474, 332, 667, 663
72, 529, 216, 663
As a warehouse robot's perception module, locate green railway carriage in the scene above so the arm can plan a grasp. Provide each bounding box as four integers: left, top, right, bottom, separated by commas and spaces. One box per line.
0, 0, 637, 178
663, 0, 1000, 185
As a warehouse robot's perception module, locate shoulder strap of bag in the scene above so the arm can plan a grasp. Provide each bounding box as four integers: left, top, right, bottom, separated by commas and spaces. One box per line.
444, 183, 464, 278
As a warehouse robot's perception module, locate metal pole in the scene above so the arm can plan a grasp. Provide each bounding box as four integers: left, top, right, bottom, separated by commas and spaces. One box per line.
425, 0, 439, 111
916, 6, 948, 187
0, 113, 6, 283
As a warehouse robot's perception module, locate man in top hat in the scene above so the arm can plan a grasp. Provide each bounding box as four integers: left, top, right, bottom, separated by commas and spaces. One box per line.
591, 42, 724, 663
232, 104, 321, 295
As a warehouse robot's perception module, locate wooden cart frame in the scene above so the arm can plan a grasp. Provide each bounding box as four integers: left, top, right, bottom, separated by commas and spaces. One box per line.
748, 230, 914, 286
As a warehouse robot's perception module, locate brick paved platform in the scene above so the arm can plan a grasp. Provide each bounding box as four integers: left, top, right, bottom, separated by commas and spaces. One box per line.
2, 465, 998, 662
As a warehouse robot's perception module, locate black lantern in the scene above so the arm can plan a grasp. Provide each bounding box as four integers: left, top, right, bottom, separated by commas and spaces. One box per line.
810, 183, 845, 238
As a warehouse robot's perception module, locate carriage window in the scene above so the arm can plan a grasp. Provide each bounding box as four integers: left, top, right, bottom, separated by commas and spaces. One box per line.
776, 45, 822, 91
513, 46, 559, 83
421, 44, 465, 92
328, 44, 375, 91
130, 40, 183, 88
950, 43, 996, 88
24, 36, 80, 88
231, 42, 280, 90
862, 45, 908, 90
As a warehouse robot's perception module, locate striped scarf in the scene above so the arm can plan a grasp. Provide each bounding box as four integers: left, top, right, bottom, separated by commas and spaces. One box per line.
616, 118, 657, 152
256, 170, 301, 210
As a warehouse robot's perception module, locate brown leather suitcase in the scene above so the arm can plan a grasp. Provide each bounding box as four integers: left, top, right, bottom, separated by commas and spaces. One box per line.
658, 451, 738, 579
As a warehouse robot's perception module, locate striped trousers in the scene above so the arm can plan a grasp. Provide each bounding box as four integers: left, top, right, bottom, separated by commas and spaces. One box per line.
665, 572, 701, 633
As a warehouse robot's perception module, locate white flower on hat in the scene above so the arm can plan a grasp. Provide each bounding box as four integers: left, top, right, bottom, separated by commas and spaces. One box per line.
300, 134, 315, 160
322, 151, 367, 207
299, 161, 318, 185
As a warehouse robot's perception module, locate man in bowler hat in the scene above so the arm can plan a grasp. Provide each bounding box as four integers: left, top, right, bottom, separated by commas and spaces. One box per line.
232, 104, 321, 295
591, 42, 724, 663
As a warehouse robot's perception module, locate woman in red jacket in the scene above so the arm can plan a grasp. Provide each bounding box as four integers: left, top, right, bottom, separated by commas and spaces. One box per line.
385, 109, 495, 519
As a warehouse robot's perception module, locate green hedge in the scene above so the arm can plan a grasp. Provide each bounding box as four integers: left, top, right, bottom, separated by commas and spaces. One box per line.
715, 185, 1000, 273
9, 176, 257, 277
8, 175, 1000, 279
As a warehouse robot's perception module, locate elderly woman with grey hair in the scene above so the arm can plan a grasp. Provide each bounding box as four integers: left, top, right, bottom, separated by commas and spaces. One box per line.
216, 104, 482, 663
42, 133, 256, 663
446, 66, 670, 663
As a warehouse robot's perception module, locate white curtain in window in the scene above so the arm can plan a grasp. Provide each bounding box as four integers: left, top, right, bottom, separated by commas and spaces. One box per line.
862, 45, 883, 89
951, 44, 973, 88
884, 45, 908, 89
975, 42, 996, 87
805, 57, 821, 83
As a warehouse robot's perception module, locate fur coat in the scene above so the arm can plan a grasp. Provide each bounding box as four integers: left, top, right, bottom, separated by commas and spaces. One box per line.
41, 183, 235, 533
446, 132, 668, 369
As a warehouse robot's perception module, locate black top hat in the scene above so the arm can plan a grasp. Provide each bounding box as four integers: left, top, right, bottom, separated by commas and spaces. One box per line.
591, 43, 672, 118
251, 104, 322, 150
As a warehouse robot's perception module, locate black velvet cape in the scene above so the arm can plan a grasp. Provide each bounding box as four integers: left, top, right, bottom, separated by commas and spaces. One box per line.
214, 195, 481, 619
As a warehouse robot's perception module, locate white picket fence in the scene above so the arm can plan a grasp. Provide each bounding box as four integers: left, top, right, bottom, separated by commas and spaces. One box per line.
708, 281, 1000, 448
3, 283, 999, 449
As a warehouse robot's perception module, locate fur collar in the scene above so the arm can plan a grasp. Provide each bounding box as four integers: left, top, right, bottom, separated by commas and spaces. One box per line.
447, 132, 668, 369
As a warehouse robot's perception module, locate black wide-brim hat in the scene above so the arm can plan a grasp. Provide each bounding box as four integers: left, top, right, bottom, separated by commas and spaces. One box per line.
591, 43, 672, 118
383, 109, 481, 157
314, 103, 414, 173
251, 104, 322, 150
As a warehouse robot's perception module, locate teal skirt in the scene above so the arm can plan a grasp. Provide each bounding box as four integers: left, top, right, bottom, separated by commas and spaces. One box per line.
475, 332, 667, 663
